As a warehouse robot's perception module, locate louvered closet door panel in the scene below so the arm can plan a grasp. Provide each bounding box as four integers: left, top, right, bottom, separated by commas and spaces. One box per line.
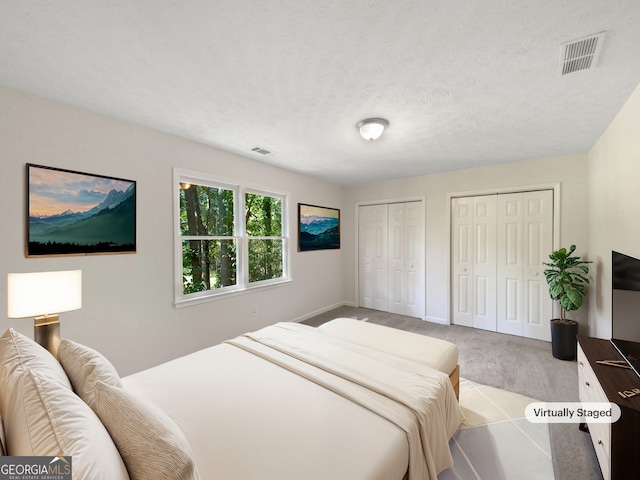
452, 197, 474, 327
523, 190, 553, 341
472, 196, 498, 331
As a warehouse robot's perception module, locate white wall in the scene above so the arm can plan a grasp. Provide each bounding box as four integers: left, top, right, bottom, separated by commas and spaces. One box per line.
342, 154, 590, 329
0, 85, 346, 376
588, 82, 640, 338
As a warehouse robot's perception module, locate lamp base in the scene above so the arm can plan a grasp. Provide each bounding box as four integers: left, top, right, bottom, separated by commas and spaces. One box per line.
34, 315, 60, 358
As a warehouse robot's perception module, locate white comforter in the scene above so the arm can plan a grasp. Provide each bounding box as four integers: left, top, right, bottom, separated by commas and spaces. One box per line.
122, 322, 463, 480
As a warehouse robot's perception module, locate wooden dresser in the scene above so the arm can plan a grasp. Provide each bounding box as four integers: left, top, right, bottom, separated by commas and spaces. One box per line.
577, 336, 640, 480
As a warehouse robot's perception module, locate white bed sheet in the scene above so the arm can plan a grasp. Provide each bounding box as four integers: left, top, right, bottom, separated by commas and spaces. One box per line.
231, 322, 462, 479
122, 342, 409, 480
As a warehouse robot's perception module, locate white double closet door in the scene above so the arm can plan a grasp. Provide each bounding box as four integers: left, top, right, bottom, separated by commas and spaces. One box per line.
451, 190, 553, 341
359, 201, 425, 318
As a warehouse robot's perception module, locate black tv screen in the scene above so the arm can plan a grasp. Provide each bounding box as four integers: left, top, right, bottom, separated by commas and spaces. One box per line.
611, 251, 640, 377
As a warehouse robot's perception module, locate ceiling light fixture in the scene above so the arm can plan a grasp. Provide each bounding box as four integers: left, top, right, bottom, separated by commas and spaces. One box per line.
357, 118, 389, 141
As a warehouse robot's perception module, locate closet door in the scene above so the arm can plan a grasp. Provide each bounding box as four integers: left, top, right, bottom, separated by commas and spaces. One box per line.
496, 190, 553, 341
451, 196, 497, 330
358, 204, 388, 311
471, 196, 498, 331
358, 201, 424, 318
451, 197, 474, 327
523, 190, 553, 341
388, 202, 425, 317
496, 193, 525, 336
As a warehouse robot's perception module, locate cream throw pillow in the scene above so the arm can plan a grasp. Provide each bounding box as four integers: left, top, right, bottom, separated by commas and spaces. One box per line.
0, 328, 71, 453
0, 329, 129, 479
58, 338, 122, 409
0, 327, 71, 389
94, 381, 200, 480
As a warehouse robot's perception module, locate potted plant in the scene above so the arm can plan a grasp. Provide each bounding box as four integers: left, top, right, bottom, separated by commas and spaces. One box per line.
543, 245, 592, 360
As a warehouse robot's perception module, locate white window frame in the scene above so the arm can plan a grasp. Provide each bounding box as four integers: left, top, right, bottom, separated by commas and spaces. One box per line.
174, 168, 291, 307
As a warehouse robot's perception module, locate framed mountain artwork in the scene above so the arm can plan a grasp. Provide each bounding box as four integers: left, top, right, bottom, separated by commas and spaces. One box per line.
26, 164, 136, 257
298, 203, 340, 251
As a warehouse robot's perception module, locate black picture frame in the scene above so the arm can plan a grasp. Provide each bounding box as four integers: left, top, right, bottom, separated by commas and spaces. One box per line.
26, 164, 136, 257
298, 203, 340, 251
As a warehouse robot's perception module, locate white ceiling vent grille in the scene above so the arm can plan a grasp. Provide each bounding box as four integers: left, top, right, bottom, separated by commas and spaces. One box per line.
250, 146, 275, 156
559, 32, 606, 76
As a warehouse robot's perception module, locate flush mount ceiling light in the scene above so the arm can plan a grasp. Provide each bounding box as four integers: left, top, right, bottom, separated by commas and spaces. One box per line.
357, 118, 389, 141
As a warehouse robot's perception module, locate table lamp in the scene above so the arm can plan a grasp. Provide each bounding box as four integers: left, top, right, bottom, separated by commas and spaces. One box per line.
7, 270, 82, 357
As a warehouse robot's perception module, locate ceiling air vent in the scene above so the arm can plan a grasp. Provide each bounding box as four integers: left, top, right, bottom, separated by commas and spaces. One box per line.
251, 146, 274, 156
559, 32, 606, 76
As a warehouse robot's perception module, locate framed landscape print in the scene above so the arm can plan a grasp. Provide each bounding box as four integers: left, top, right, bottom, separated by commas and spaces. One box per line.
298, 203, 340, 251
27, 164, 136, 256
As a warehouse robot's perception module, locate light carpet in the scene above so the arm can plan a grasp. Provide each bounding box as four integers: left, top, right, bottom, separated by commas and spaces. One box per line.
439, 378, 554, 480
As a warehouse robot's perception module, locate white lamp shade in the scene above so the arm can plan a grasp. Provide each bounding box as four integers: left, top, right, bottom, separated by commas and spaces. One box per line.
7, 270, 82, 318
357, 118, 389, 141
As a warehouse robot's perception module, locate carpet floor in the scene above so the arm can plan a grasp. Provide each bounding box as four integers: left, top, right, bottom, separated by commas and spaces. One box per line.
303, 306, 603, 480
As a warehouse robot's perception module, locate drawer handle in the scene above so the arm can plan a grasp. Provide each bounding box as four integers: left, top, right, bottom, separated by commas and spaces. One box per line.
579, 361, 584, 366
598, 440, 604, 446
585, 381, 590, 387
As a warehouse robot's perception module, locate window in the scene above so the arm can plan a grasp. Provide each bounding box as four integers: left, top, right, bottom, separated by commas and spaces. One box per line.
174, 169, 289, 305
245, 192, 284, 283
179, 182, 237, 294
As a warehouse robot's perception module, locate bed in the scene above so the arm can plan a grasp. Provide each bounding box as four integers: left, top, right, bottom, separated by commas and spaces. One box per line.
0, 319, 463, 480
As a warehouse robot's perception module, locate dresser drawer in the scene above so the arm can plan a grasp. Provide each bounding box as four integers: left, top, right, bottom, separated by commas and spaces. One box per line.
587, 420, 611, 480
578, 343, 612, 480
578, 345, 607, 403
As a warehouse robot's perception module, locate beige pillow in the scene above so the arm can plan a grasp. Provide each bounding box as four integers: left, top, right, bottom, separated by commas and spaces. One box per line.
0, 327, 71, 390
58, 338, 122, 409
94, 381, 200, 480
0, 329, 129, 479
0, 328, 71, 453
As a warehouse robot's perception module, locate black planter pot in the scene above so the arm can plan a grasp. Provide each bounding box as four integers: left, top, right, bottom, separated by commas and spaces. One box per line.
550, 319, 579, 360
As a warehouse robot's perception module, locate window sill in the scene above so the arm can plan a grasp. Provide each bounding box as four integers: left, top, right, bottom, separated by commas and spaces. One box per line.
174, 278, 293, 309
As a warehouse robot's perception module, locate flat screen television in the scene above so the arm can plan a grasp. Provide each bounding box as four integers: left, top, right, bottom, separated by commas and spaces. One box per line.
611, 250, 640, 377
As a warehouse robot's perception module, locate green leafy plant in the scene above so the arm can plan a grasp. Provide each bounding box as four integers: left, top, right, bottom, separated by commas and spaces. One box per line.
543, 245, 592, 323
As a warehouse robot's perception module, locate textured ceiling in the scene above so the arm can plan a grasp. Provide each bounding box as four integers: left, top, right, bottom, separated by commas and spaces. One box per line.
2, 1, 640, 185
